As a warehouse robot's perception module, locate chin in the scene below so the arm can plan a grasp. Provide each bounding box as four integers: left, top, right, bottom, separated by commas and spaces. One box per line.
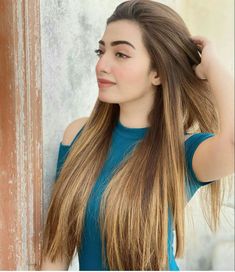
98, 94, 119, 104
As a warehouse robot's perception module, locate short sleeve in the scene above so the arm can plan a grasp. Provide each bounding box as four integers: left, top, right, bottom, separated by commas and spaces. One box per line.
184, 132, 216, 199
55, 125, 85, 180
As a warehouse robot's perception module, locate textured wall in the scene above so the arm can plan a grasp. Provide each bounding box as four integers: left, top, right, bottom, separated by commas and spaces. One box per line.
40, 0, 234, 270
0, 0, 42, 269
41, 0, 123, 215
40, 1, 124, 269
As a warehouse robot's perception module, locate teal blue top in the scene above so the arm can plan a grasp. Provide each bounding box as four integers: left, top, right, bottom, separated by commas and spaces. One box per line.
55, 120, 215, 271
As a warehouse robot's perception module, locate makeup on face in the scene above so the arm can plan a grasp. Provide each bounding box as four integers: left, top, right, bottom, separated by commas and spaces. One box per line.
98, 81, 117, 89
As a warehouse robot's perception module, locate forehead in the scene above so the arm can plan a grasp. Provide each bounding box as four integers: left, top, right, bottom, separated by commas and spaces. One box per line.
100, 20, 144, 50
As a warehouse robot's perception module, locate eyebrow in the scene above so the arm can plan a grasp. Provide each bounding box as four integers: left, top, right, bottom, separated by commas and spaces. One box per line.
98, 40, 136, 50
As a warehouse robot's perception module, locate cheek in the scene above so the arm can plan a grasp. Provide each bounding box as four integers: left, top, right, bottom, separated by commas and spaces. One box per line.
115, 64, 146, 85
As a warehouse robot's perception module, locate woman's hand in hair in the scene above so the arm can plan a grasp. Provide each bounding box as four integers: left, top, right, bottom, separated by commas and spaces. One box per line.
190, 35, 220, 81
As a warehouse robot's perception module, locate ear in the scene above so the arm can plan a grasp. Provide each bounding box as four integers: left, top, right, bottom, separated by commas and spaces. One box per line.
151, 71, 161, 86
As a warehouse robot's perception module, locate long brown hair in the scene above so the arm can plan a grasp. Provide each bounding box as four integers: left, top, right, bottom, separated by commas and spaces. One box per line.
42, 0, 229, 269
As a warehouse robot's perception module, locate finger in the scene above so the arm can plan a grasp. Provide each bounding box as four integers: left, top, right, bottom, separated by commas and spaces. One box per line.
190, 38, 203, 48
194, 65, 207, 80
190, 35, 206, 41
190, 35, 209, 46
192, 64, 197, 71
191, 41, 203, 53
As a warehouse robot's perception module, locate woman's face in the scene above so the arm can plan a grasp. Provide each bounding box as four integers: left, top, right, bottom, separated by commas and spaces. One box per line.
95, 20, 161, 104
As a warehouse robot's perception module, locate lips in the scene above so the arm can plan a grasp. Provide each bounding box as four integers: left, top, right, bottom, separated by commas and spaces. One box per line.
98, 78, 116, 84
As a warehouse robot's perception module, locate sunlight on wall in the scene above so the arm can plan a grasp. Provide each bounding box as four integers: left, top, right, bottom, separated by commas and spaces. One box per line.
180, 0, 234, 73
175, 1, 234, 270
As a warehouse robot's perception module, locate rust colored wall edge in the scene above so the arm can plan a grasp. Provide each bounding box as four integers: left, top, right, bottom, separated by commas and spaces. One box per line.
14, 0, 43, 269
0, 0, 42, 270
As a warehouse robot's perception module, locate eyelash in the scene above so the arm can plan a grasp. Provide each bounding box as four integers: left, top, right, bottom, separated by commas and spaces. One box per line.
94, 49, 129, 59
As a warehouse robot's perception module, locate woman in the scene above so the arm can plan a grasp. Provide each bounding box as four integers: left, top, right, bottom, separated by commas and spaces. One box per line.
41, 0, 234, 270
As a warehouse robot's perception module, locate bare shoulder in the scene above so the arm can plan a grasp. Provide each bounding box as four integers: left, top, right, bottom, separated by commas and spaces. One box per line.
184, 134, 193, 141
62, 117, 89, 146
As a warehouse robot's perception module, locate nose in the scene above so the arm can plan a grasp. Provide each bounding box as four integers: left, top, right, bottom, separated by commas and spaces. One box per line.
95, 53, 112, 74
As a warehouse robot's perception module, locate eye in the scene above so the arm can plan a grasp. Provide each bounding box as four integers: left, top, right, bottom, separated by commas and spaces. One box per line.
94, 49, 103, 57
116, 52, 129, 59
94, 49, 129, 59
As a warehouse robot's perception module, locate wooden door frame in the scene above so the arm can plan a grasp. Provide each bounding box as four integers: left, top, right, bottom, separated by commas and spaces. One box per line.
0, 0, 42, 269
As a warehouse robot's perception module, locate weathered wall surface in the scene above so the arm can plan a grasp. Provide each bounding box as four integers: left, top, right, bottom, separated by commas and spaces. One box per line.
40, 0, 234, 270
0, 1, 42, 269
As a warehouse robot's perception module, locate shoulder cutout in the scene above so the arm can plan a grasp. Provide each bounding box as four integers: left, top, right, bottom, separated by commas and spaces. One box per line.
62, 117, 89, 146
184, 134, 193, 142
